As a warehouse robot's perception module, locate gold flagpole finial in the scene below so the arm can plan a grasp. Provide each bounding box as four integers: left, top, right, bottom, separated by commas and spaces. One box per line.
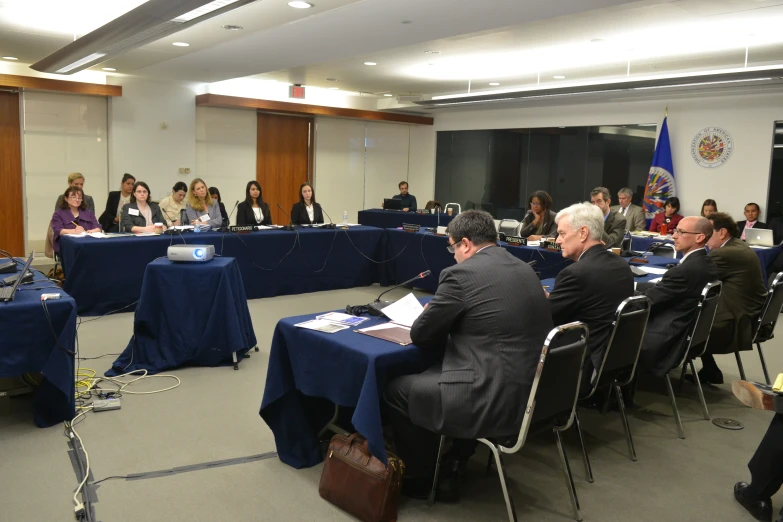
664, 105, 668, 118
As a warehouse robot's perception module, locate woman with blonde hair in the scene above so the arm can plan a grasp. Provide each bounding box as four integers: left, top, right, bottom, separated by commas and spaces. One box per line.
54, 172, 95, 213
185, 178, 222, 230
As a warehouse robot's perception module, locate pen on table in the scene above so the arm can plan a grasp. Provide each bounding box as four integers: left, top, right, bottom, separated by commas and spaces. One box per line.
542, 286, 549, 289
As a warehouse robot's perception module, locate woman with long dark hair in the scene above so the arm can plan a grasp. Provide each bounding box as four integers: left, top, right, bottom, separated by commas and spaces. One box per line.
208, 187, 230, 225
290, 182, 324, 225
518, 190, 557, 240
701, 199, 718, 218
98, 173, 136, 232
236, 181, 272, 226
121, 181, 166, 234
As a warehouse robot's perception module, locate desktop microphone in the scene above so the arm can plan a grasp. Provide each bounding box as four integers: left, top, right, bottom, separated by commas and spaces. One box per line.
276, 204, 297, 231
0, 249, 17, 274
221, 200, 240, 231
367, 270, 431, 316
320, 207, 338, 229
160, 207, 183, 235
629, 242, 662, 264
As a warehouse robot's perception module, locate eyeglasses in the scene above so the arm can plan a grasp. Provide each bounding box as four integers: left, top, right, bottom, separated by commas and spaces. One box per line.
446, 239, 462, 254
67, 195, 83, 201
673, 228, 699, 236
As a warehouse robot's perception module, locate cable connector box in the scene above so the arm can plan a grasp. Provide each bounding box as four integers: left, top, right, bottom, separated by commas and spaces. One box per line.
93, 398, 121, 412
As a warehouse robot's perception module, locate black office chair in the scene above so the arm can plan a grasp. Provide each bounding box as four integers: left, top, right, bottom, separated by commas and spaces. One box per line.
735, 272, 783, 384
651, 244, 677, 258
578, 296, 651, 471
428, 322, 590, 522
666, 281, 722, 439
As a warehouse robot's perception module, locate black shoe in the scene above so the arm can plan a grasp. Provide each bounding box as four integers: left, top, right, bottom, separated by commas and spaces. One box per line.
734, 482, 773, 521
698, 367, 724, 385
400, 471, 460, 503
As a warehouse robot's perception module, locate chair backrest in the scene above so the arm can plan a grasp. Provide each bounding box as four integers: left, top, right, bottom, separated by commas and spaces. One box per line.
445, 203, 461, 215
501, 322, 588, 454
676, 281, 722, 366
493, 219, 501, 232
498, 219, 520, 237
424, 200, 442, 211
584, 296, 651, 398
180, 209, 188, 225
753, 272, 783, 342
652, 245, 677, 258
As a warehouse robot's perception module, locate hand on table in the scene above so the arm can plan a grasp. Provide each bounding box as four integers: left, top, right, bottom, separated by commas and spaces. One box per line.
403, 208, 410, 212
87, 228, 101, 233
71, 226, 85, 234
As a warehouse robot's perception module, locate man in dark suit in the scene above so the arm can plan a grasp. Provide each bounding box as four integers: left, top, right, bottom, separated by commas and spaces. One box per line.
591, 186, 627, 248
699, 213, 768, 384
738, 203, 768, 241
547, 202, 634, 388
384, 210, 553, 500
638, 216, 719, 376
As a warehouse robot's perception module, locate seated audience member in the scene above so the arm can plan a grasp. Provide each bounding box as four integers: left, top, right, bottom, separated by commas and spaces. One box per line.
120, 181, 167, 234
738, 203, 768, 241
638, 217, 719, 376
383, 181, 417, 212
424, 200, 442, 211
590, 186, 626, 248
697, 213, 767, 384
384, 210, 553, 500
547, 202, 634, 388
518, 190, 557, 240
158, 182, 188, 226
99, 173, 136, 232
648, 197, 683, 235
701, 199, 718, 218
186, 178, 222, 230
208, 187, 230, 225
54, 173, 95, 214
50, 187, 101, 253
611, 187, 646, 232
290, 182, 324, 225
236, 181, 272, 226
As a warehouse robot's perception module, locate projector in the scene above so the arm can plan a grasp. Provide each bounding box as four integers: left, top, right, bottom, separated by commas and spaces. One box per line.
167, 244, 215, 263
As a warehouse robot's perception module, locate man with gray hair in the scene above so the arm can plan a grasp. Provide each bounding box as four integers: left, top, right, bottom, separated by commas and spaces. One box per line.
591, 186, 627, 248
546, 202, 634, 389
612, 187, 646, 232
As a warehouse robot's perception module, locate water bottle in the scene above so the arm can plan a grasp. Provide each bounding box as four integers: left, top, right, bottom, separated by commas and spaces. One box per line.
342, 211, 348, 225
194, 221, 200, 233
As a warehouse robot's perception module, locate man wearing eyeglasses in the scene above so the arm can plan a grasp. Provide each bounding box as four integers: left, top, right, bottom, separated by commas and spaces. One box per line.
637, 216, 719, 377
384, 210, 553, 501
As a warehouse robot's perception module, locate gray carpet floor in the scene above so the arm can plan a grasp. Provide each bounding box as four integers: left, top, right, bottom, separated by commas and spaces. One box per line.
1, 285, 781, 522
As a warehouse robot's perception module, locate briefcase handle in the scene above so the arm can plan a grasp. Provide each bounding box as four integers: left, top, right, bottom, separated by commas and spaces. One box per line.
341, 433, 372, 467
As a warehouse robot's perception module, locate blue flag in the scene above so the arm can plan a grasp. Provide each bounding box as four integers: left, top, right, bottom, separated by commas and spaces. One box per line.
643, 116, 676, 220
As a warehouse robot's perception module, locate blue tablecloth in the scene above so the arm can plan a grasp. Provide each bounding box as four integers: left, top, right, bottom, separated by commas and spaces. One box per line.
0, 263, 76, 427
61, 227, 386, 316
383, 229, 571, 292
260, 310, 439, 468
358, 209, 455, 230
106, 257, 256, 376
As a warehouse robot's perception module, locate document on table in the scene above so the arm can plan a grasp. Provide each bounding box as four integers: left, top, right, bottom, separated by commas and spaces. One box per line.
527, 240, 540, 247
69, 232, 87, 238
381, 292, 424, 328
171, 225, 195, 231
295, 319, 351, 333
316, 312, 369, 326
256, 225, 284, 230
356, 323, 412, 345
637, 266, 667, 275
133, 232, 156, 236
87, 232, 110, 238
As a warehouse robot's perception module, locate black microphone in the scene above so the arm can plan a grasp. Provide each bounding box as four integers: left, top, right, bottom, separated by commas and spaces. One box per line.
0, 249, 17, 274
320, 207, 338, 229
367, 270, 431, 316
159, 207, 181, 235
276, 204, 297, 231
221, 200, 239, 231
629, 241, 662, 263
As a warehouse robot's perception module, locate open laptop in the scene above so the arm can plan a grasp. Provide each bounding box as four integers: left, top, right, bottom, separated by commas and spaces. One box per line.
383, 198, 402, 211
0, 252, 34, 302
746, 228, 775, 247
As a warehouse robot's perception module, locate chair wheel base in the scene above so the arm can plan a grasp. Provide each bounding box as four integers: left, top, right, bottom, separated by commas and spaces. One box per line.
233, 364, 239, 370
254, 346, 260, 352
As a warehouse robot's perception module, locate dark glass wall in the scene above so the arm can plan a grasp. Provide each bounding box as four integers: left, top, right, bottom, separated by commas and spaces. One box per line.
435, 125, 656, 218
766, 122, 783, 224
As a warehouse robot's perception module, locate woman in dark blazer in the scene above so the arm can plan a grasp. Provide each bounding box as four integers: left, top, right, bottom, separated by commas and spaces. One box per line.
209, 187, 230, 225
518, 190, 557, 239
99, 173, 135, 232
120, 181, 166, 233
290, 182, 324, 225
236, 181, 272, 226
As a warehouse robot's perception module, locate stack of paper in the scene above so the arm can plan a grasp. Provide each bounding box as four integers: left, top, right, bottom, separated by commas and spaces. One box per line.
316, 312, 369, 326
294, 319, 351, 333
381, 293, 424, 328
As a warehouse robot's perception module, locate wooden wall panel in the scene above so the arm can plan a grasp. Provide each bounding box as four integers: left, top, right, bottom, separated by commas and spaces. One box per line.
0, 91, 24, 256
0, 74, 121, 96
257, 113, 313, 225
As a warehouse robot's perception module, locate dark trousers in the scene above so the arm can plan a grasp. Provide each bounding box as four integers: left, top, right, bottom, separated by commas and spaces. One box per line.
745, 413, 783, 499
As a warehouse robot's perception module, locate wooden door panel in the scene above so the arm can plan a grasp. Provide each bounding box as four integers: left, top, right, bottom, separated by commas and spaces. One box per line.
0, 91, 24, 256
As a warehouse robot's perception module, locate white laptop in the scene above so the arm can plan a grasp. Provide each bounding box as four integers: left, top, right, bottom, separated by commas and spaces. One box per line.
746, 228, 774, 247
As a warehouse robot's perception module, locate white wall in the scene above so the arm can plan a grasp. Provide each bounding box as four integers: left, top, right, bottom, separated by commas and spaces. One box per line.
433, 92, 783, 221
364, 122, 411, 211
313, 118, 366, 223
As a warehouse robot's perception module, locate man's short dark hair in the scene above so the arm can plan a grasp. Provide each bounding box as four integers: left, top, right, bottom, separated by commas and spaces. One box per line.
446, 210, 497, 246
709, 212, 740, 238
399, 181, 408, 189
590, 186, 610, 202
746, 202, 760, 212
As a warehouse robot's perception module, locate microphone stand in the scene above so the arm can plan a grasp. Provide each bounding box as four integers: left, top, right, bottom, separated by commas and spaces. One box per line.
276, 204, 297, 231
321, 208, 338, 229
367, 270, 431, 316
221, 200, 240, 231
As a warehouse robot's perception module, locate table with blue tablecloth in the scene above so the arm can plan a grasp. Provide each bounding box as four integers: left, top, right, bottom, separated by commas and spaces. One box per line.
106, 257, 256, 376
61, 227, 386, 316
358, 209, 454, 230
260, 308, 439, 468
0, 263, 76, 427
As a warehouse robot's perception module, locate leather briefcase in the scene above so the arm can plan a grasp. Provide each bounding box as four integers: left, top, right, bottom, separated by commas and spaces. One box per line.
319, 433, 404, 522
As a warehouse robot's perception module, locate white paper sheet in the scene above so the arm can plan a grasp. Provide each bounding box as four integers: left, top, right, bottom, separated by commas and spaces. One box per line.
316, 312, 369, 326
294, 319, 350, 333
381, 293, 424, 328
638, 266, 667, 275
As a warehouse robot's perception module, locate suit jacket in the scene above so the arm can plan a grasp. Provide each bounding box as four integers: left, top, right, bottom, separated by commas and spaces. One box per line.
408, 246, 553, 439
518, 210, 557, 238
236, 201, 272, 226
737, 220, 768, 238
50, 208, 101, 253
548, 244, 634, 376
186, 201, 223, 229
120, 202, 165, 233
290, 202, 324, 225
649, 212, 683, 234
638, 249, 719, 376
611, 204, 645, 232
55, 194, 95, 214
601, 211, 627, 248
707, 238, 767, 354
98, 191, 122, 232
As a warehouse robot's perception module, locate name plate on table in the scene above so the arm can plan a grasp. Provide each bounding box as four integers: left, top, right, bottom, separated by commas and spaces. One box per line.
229, 225, 255, 234
402, 223, 421, 233
541, 239, 562, 251
505, 236, 527, 246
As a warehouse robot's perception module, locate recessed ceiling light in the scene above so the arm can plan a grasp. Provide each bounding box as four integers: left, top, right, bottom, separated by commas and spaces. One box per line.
288, 1, 313, 8
489, 82, 500, 86
172, 42, 190, 47
383, 93, 393, 97
401, 20, 412, 24
222, 25, 243, 30
328, 87, 339, 90
424, 50, 440, 54
2, 56, 18, 60
553, 75, 566, 79
102, 67, 116, 71
590, 38, 604, 43
326, 78, 337, 82
364, 62, 377, 66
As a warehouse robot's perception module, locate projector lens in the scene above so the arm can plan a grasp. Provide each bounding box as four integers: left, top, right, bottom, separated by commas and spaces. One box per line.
194, 249, 204, 259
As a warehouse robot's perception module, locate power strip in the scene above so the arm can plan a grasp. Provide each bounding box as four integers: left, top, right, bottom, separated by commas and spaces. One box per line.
93, 398, 121, 412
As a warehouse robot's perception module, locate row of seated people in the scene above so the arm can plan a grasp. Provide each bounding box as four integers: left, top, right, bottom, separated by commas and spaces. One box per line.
385, 206, 767, 502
